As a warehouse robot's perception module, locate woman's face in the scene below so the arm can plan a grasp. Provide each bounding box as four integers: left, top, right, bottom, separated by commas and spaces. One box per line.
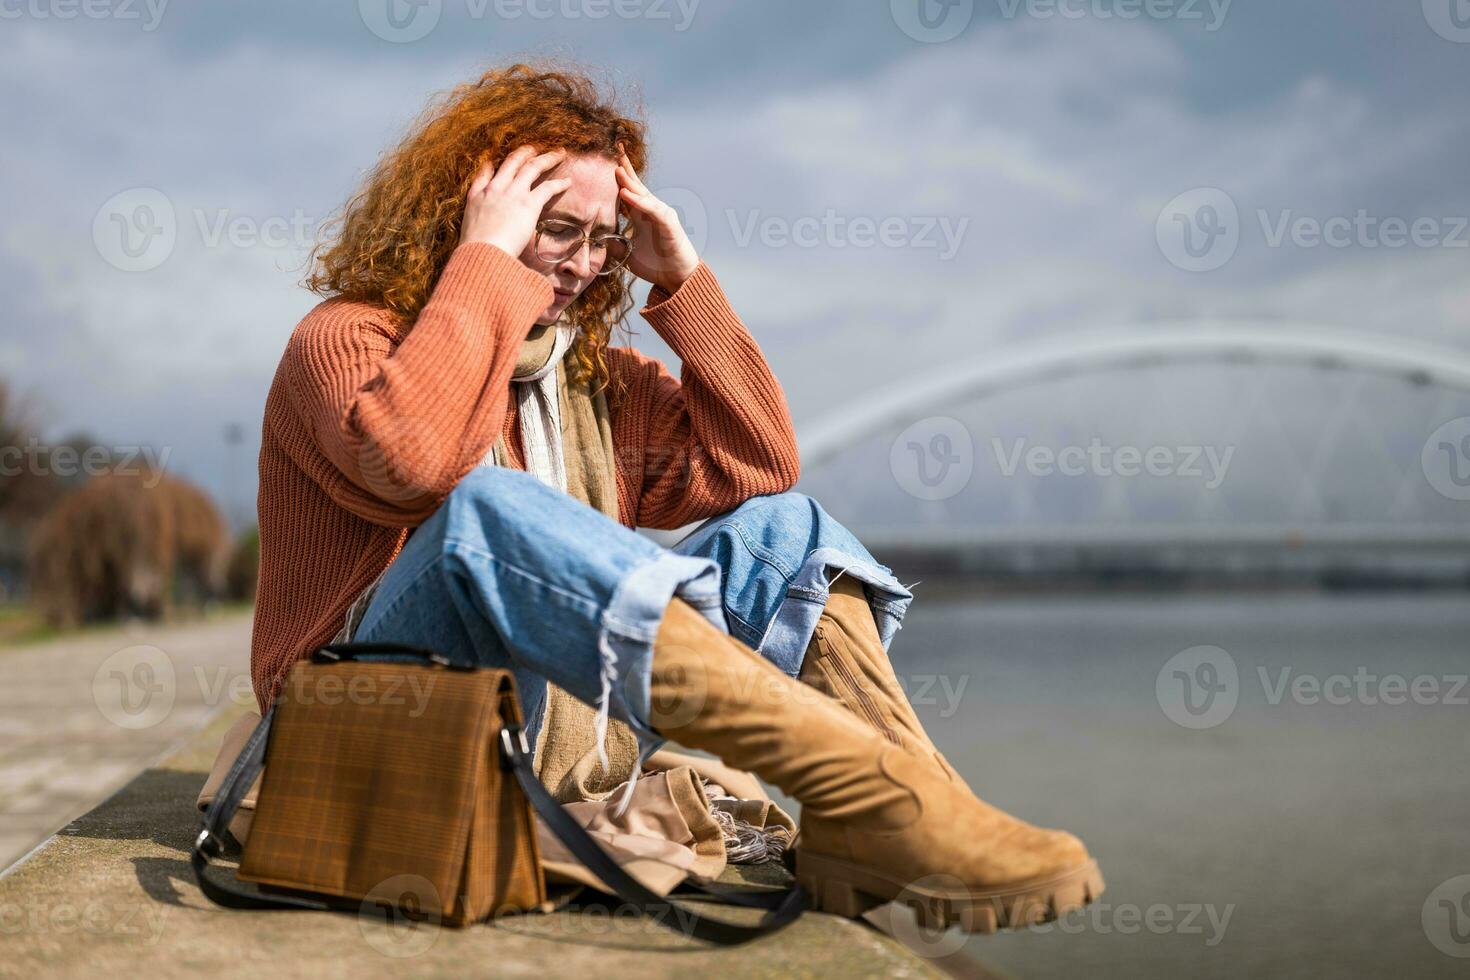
518, 153, 620, 325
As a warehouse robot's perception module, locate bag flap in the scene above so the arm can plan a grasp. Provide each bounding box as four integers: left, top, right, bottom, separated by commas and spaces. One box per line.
238, 660, 511, 917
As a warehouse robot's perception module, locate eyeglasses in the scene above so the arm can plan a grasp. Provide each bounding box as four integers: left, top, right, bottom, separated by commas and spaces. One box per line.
534, 218, 633, 275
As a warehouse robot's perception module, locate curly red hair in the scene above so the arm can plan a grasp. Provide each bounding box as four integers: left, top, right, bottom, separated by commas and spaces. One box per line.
305, 62, 647, 393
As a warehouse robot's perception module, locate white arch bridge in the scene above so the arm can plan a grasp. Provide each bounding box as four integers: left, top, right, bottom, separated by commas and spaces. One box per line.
794, 322, 1470, 581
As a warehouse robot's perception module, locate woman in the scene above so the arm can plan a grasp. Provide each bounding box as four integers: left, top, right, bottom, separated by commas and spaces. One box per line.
252, 63, 1101, 931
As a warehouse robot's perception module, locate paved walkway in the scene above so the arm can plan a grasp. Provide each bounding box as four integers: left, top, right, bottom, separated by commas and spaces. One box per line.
0, 610, 1005, 977
0, 705, 967, 978
0, 611, 254, 873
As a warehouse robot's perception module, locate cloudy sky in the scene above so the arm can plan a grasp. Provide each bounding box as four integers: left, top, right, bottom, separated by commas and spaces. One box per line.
4, 0, 1469, 528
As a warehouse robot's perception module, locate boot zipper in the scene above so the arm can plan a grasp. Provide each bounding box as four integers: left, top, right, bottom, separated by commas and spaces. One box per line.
822, 633, 903, 747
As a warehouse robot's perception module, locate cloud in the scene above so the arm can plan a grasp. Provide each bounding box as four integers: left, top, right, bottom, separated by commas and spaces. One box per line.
3, 13, 1468, 525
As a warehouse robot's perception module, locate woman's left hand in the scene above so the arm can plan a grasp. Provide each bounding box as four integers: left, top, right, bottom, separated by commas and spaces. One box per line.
616, 147, 700, 294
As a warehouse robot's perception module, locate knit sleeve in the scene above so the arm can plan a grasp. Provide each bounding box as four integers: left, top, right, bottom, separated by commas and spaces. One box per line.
282, 243, 551, 526
624, 262, 800, 529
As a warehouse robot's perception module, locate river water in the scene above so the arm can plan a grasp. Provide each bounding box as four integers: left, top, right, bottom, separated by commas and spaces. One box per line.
864, 587, 1470, 978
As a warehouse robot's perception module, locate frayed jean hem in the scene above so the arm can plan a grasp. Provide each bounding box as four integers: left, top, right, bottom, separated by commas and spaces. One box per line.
755, 546, 915, 676
597, 548, 726, 814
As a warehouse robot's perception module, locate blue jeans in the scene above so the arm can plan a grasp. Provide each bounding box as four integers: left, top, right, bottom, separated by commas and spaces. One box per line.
353, 467, 914, 777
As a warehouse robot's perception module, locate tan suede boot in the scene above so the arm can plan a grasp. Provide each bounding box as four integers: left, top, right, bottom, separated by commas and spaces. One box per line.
799, 576, 966, 784
650, 597, 1103, 933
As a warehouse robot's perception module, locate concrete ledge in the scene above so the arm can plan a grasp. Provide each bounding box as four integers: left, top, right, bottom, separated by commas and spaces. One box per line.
0, 707, 956, 979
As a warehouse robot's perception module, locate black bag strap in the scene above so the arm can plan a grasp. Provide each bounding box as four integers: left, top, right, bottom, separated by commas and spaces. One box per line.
192, 651, 806, 943
190, 707, 332, 912
497, 723, 805, 943
313, 642, 471, 669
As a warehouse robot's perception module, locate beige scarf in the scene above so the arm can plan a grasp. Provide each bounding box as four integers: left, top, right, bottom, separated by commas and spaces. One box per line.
488, 321, 642, 806
311, 322, 798, 897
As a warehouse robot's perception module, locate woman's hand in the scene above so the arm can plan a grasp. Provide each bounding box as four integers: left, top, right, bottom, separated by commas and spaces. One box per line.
616, 146, 700, 294
459, 146, 572, 256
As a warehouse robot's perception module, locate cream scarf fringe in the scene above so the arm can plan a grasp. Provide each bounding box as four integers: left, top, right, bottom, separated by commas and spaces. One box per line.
336, 318, 786, 860
485, 319, 641, 812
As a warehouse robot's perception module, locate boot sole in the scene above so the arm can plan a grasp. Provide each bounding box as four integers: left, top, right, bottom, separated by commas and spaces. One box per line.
795, 850, 1104, 934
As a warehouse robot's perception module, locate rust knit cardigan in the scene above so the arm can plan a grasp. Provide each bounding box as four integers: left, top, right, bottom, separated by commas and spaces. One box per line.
251, 243, 801, 708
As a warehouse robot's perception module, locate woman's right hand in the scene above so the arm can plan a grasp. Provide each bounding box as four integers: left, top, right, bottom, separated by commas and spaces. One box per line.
459, 146, 571, 256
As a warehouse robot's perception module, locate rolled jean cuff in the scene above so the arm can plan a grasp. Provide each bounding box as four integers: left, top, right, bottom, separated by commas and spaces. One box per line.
756, 546, 915, 675
599, 548, 727, 767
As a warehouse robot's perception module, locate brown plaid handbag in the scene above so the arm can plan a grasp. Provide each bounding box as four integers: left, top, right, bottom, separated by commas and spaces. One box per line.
192, 641, 804, 943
